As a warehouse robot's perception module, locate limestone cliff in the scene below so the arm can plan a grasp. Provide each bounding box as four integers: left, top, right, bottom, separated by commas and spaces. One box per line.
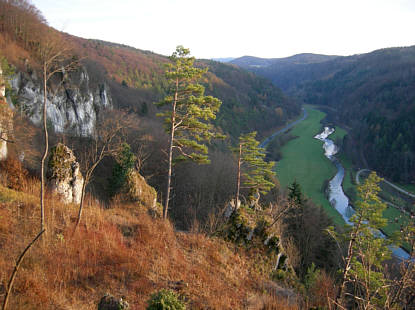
9, 65, 112, 137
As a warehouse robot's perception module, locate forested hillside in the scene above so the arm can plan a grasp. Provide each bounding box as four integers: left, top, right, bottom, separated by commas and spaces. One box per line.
1, 2, 415, 310
231, 53, 340, 92
233, 47, 415, 183
71, 38, 300, 140
0, 0, 301, 228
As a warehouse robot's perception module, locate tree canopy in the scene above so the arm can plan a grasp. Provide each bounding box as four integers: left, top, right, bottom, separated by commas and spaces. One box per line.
156, 46, 223, 218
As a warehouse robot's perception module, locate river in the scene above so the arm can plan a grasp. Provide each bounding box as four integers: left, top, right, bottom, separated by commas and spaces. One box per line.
314, 127, 410, 260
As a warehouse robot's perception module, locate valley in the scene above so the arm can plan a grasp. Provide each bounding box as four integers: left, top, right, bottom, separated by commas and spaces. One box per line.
269, 105, 413, 255
0, 1, 414, 309
232, 47, 415, 185
272, 106, 344, 224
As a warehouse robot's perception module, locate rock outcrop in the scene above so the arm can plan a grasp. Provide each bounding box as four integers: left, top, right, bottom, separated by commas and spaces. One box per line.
221, 203, 291, 272
123, 169, 161, 216
0, 66, 5, 98
47, 143, 84, 204
0, 65, 13, 160
98, 293, 129, 310
10, 66, 112, 137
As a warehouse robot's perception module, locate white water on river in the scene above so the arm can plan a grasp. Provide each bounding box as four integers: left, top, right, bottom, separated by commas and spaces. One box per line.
314, 127, 409, 260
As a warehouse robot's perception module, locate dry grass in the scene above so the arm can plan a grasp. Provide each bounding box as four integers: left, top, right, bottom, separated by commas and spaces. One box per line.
0, 170, 303, 310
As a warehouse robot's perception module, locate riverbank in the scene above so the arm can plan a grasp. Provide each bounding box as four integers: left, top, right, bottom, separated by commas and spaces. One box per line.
319, 127, 409, 259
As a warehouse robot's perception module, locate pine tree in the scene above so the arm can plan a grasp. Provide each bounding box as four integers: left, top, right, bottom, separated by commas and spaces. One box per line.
233, 131, 276, 207
333, 172, 390, 309
288, 180, 304, 207
156, 46, 223, 219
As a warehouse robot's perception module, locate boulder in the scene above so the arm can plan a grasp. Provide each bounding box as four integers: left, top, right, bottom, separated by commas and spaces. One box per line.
47, 143, 84, 204
98, 293, 129, 310
123, 169, 161, 216
224, 199, 240, 219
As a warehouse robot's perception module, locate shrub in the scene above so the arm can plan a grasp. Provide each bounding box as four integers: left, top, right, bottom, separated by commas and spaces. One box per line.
109, 143, 136, 197
0, 157, 28, 190
146, 289, 186, 310
48, 143, 73, 181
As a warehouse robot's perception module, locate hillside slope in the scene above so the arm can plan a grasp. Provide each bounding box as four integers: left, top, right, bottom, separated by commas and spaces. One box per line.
69, 37, 301, 140
0, 177, 300, 309
0, 0, 300, 142
0, 0, 301, 234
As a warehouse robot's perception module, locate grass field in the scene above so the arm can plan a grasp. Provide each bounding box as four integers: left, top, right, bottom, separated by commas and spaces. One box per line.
382, 205, 409, 236
330, 126, 347, 142
396, 183, 415, 195
275, 106, 411, 246
276, 107, 345, 225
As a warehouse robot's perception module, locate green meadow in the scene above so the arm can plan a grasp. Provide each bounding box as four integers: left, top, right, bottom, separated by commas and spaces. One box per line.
276, 107, 344, 225
275, 106, 411, 241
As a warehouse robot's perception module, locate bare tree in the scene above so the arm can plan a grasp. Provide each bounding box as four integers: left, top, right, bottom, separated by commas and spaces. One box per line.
74, 110, 134, 231
34, 27, 80, 231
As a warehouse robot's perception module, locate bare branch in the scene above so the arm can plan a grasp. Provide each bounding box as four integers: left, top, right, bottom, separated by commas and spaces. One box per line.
2, 229, 45, 310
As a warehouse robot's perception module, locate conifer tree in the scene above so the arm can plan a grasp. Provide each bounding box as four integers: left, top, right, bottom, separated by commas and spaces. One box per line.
233, 131, 276, 207
333, 172, 390, 309
156, 46, 223, 219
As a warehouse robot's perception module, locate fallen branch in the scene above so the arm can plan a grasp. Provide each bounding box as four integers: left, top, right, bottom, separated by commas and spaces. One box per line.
2, 229, 45, 310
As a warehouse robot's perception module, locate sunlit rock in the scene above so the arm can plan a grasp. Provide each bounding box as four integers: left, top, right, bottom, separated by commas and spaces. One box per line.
47, 143, 84, 204
10, 66, 112, 137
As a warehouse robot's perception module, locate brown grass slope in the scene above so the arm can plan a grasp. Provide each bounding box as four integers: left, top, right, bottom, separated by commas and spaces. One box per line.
0, 167, 299, 309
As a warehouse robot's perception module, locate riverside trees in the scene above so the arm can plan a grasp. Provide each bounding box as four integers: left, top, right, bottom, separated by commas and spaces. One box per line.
156, 46, 222, 219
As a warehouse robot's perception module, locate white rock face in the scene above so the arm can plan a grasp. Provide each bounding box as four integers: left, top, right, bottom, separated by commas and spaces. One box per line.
0, 136, 7, 160
48, 143, 84, 204
10, 67, 112, 137
0, 65, 13, 160
0, 66, 5, 98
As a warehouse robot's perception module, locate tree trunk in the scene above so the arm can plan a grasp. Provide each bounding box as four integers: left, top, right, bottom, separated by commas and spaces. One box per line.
40, 65, 48, 232
163, 78, 178, 219
334, 221, 361, 310
235, 143, 242, 209
75, 160, 100, 232
74, 176, 87, 231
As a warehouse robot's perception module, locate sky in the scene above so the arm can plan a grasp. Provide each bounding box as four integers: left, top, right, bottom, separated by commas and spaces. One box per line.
31, 0, 415, 59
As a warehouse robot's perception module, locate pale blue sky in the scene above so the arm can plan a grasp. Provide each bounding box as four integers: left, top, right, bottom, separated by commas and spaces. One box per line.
32, 0, 415, 59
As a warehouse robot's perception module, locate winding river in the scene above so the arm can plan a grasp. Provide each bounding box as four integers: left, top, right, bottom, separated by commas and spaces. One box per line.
315, 127, 410, 260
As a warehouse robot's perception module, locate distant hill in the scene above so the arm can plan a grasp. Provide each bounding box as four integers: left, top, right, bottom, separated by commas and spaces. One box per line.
232, 53, 338, 68
232, 47, 415, 182
231, 53, 340, 91
211, 57, 235, 63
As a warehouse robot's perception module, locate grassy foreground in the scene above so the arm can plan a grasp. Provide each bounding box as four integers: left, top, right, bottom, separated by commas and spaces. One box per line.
0, 181, 298, 309
276, 107, 344, 225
